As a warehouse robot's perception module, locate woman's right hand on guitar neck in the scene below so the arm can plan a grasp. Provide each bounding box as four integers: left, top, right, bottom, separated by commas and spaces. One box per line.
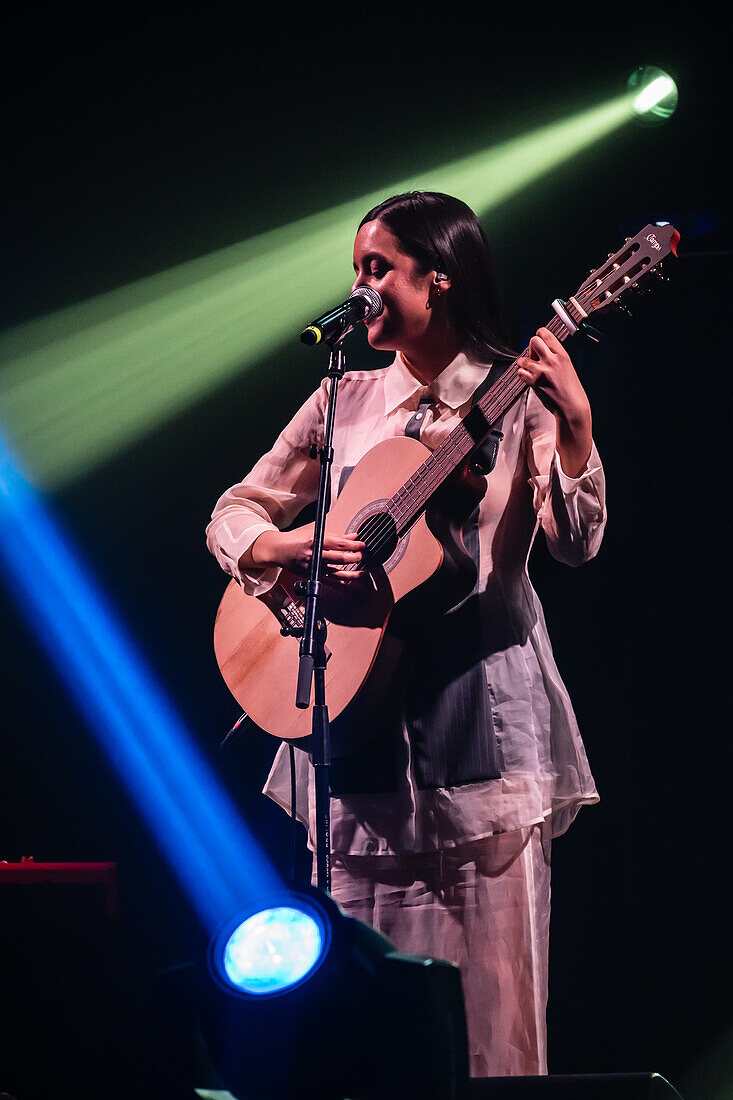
241, 524, 366, 581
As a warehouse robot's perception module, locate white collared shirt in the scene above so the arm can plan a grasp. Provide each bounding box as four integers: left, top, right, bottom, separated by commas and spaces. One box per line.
382, 348, 500, 412
206, 348, 606, 853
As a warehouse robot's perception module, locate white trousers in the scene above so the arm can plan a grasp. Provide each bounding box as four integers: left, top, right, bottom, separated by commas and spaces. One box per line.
325, 824, 551, 1078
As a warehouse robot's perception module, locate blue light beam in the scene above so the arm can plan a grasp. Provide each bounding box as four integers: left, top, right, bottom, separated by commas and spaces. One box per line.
0, 432, 283, 932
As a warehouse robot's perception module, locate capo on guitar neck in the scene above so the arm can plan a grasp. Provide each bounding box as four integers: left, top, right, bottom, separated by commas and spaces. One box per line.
551, 298, 580, 334
551, 298, 603, 343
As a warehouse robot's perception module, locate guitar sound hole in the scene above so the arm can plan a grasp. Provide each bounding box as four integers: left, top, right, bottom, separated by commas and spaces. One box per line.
357, 512, 398, 566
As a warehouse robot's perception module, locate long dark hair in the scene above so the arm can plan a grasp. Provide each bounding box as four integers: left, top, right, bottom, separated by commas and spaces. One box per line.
359, 191, 516, 362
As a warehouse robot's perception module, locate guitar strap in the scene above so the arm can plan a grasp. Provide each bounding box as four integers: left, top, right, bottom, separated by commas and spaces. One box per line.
404, 392, 435, 440
399, 358, 511, 791
467, 359, 508, 472
404, 359, 507, 454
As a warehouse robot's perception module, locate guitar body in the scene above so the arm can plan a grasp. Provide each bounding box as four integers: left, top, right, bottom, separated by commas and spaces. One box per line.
214, 436, 484, 747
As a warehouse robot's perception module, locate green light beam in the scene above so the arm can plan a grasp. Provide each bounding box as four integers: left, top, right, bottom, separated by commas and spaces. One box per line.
0, 93, 634, 488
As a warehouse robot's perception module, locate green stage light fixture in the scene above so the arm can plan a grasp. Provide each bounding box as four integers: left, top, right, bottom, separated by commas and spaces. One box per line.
0, 91, 645, 489
627, 65, 679, 123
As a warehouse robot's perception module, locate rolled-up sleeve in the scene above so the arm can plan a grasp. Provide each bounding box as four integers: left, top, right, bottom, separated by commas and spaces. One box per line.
206, 380, 327, 595
524, 390, 606, 566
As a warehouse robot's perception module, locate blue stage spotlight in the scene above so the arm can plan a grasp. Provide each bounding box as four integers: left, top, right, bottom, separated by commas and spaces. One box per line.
199, 886, 469, 1100
210, 893, 331, 997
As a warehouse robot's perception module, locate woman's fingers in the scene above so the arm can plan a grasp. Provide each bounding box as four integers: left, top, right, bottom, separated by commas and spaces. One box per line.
273, 526, 366, 575
536, 326, 564, 354
517, 328, 591, 429
321, 537, 366, 563
321, 551, 364, 565
318, 535, 368, 584
524, 329, 561, 367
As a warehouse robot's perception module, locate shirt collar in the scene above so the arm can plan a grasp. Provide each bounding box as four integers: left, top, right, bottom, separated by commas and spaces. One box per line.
383, 349, 493, 415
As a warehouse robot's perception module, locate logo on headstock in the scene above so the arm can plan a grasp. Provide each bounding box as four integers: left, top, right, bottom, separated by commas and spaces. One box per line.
645, 233, 662, 251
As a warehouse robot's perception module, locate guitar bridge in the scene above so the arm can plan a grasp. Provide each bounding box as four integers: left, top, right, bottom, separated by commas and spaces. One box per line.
260, 585, 332, 660
259, 584, 304, 635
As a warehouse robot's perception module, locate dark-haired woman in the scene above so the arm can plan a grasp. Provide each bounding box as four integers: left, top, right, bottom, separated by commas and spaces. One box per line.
207, 192, 606, 1077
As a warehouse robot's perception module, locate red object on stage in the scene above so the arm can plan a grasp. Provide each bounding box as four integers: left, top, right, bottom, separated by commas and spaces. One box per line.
0, 857, 118, 918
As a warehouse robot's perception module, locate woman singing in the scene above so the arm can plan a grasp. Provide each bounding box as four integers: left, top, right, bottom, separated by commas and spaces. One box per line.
206, 191, 606, 1077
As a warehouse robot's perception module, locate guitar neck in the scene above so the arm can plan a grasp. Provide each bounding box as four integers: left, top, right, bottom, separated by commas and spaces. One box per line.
389, 311, 575, 535
380, 218, 680, 538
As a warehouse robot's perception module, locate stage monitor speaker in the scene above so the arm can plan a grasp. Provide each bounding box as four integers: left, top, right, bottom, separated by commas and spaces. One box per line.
467, 1072, 684, 1098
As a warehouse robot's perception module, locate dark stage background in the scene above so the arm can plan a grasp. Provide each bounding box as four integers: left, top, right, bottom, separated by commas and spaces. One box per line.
1, 11, 730, 1099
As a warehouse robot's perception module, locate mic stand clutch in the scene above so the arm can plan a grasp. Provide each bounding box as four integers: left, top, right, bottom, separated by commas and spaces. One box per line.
295, 338, 346, 893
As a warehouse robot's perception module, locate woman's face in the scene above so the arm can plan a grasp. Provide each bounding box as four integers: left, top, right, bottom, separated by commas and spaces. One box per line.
351, 219, 441, 354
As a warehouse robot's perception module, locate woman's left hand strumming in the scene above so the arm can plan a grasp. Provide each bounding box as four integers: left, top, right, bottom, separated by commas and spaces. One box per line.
517, 327, 593, 477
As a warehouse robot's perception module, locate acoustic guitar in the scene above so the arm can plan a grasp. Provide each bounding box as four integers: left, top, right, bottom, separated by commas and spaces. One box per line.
214, 223, 679, 746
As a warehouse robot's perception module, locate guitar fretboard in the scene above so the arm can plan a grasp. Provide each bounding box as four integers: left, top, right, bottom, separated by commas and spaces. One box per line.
388, 307, 581, 535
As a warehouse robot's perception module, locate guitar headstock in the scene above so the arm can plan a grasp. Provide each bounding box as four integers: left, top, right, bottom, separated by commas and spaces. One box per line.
574, 223, 679, 317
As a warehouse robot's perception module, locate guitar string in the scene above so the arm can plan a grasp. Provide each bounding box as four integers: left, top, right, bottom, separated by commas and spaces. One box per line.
330, 313, 575, 574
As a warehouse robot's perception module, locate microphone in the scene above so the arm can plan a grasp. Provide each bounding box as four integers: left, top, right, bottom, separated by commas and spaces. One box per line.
300, 286, 383, 346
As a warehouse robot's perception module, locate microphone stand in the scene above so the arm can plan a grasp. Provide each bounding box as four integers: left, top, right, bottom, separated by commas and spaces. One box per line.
295, 335, 346, 893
